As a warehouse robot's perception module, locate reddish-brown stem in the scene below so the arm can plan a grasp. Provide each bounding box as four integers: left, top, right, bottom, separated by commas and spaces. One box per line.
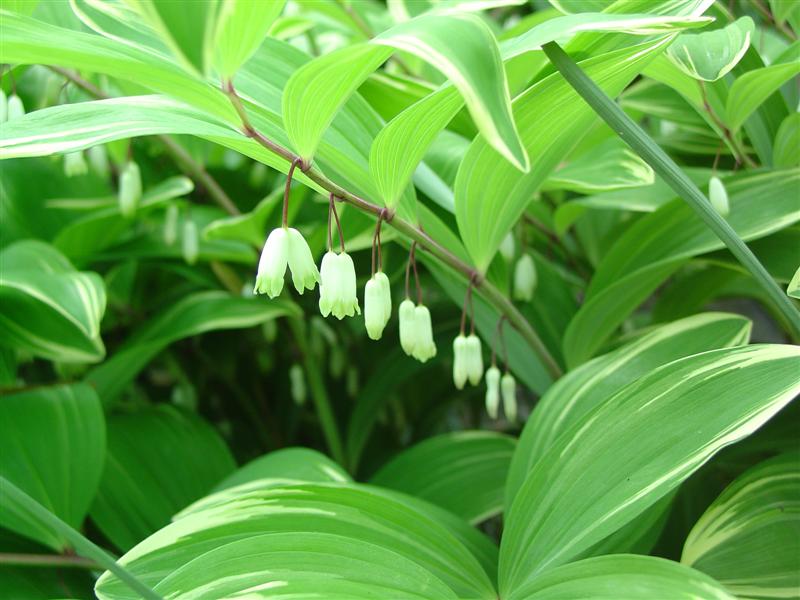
283, 157, 302, 228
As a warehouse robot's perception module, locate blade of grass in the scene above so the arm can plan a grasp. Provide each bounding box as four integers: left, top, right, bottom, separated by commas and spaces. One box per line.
542, 41, 800, 340
0, 477, 163, 600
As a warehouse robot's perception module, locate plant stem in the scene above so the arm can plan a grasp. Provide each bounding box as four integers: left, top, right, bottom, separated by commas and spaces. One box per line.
542, 41, 800, 339
223, 84, 563, 380
0, 552, 100, 570
0, 477, 162, 600
698, 81, 755, 168
287, 318, 346, 465
48, 66, 241, 216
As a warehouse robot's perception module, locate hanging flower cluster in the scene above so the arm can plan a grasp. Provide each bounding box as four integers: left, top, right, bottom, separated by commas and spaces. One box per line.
1, 89, 25, 123
251, 160, 526, 405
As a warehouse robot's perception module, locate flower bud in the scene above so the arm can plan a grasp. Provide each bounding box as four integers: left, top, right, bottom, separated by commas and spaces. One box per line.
182, 219, 199, 265
513, 254, 537, 302
63, 151, 88, 177
708, 176, 729, 217
364, 272, 391, 340
118, 161, 142, 219
6, 94, 24, 121
411, 304, 436, 362
319, 251, 359, 319
465, 334, 483, 386
499, 232, 515, 262
289, 363, 306, 406
452, 335, 469, 389
88, 145, 110, 178
0, 89, 7, 123
255, 227, 289, 298
287, 227, 320, 294
163, 204, 179, 246
399, 299, 417, 355
485, 365, 501, 419
501, 372, 517, 423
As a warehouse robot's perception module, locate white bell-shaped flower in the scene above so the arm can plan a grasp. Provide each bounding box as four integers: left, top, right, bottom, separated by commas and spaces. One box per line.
465, 334, 483, 386
7, 94, 24, 121
452, 334, 469, 389
399, 299, 417, 355
499, 232, 515, 262
88, 145, 110, 178
319, 251, 359, 319
364, 272, 391, 340
63, 152, 88, 178
411, 304, 436, 363
287, 227, 320, 294
254, 228, 289, 298
485, 365, 501, 419
708, 176, 729, 217
513, 254, 537, 302
501, 372, 517, 423
118, 161, 142, 219
182, 220, 199, 265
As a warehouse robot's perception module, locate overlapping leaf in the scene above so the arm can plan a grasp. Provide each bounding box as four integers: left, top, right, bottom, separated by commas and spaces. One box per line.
0, 383, 105, 551
371, 431, 516, 524
682, 452, 800, 598
500, 344, 800, 595
90, 404, 236, 551
0, 240, 106, 362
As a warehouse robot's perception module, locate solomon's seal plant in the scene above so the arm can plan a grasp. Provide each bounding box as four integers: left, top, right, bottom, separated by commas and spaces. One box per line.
1, 2, 799, 599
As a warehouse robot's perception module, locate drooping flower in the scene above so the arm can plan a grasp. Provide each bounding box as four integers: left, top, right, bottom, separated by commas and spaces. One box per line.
364, 271, 391, 340
399, 299, 417, 355
513, 254, 537, 302
163, 204, 179, 246
465, 334, 483, 386
254, 228, 289, 298
501, 372, 517, 423
0, 89, 7, 123
63, 152, 88, 178
412, 304, 436, 362
6, 94, 24, 121
708, 176, 730, 217
287, 227, 320, 294
289, 363, 306, 406
499, 232, 515, 262
318, 251, 358, 319
452, 334, 469, 389
182, 220, 199, 265
118, 161, 142, 219
87, 145, 110, 178
485, 365, 501, 419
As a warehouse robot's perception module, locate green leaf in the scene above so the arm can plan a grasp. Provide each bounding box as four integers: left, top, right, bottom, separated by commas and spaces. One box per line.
214, 447, 351, 491
370, 86, 463, 208
665, 16, 754, 82
726, 59, 800, 133
773, 112, 800, 169
500, 344, 800, 595
371, 431, 516, 524
282, 43, 392, 165
455, 37, 673, 271
0, 240, 106, 363
95, 482, 497, 600
544, 138, 654, 193
562, 259, 686, 368
509, 555, 734, 600
90, 404, 236, 551
507, 311, 752, 506
682, 452, 800, 599
0, 383, 105, 551
133, 0, 219, 76
375, 12, 527, 172
213, 0, 286, 77
85, 291, 299, 404
202, 188, 281, 246
587, 169, 800, 298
